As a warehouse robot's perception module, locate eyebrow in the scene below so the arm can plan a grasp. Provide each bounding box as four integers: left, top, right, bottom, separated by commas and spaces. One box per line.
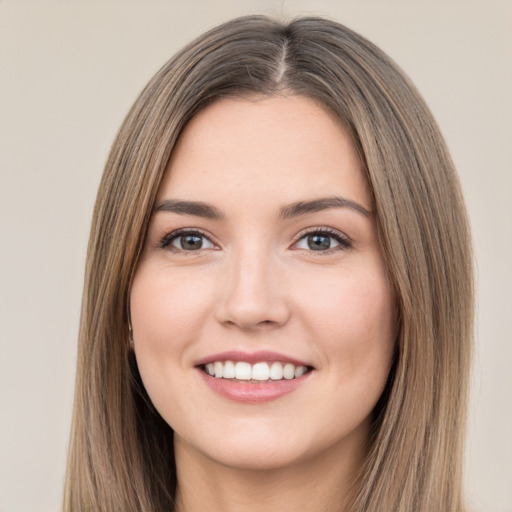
278, 196, 371, 219
154, 200, 224, 220
154, 195, 371, 220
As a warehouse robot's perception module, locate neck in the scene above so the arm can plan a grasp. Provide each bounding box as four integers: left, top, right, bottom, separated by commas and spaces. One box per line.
173, 431, 367, 512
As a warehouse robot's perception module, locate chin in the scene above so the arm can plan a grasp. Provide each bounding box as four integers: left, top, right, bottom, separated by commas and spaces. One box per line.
174, 418, 365, 474
190, 440, 310, 472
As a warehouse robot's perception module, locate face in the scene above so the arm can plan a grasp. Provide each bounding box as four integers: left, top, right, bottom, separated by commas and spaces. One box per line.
130, 95, 396, 472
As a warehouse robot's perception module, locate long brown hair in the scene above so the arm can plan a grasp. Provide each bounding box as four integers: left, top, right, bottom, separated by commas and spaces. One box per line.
64, 15, 473, 511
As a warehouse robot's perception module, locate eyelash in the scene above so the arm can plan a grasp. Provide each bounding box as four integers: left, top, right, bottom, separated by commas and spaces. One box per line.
159, 228, 215, 252
158, 227, 352, 253
292, 227, 352, 253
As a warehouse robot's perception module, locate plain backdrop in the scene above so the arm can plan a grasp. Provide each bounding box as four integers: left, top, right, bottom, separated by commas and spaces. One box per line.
0, 1, 511, 511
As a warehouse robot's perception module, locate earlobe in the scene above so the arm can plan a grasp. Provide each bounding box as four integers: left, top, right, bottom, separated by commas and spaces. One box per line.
128, 320, 135, 350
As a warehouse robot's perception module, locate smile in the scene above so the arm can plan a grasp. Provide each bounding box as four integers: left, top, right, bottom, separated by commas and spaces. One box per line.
196, 351, 314, 403
203, 361, 310, 382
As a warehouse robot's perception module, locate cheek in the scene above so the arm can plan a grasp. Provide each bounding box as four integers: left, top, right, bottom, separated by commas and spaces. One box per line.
298, 264, 396, 376
129, 264, 218, 420
130, 264, 215, 352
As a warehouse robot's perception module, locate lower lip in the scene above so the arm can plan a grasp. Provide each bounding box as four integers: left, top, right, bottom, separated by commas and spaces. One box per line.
198, 369, 312, 403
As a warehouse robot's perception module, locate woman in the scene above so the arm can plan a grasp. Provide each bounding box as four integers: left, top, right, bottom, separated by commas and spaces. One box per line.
64, 15, 473, 512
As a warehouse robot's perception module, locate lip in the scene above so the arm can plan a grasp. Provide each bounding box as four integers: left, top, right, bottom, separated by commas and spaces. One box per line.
195, 350, 314, 404
197, 369, 312, 404
194, 350, 311, 367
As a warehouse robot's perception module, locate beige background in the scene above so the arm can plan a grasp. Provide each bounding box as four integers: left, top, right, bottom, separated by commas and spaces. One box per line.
0, 1, 511, 511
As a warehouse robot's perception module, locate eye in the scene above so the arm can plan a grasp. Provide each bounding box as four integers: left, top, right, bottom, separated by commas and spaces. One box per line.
292, 229, 351, 252
160, 230, 215, 252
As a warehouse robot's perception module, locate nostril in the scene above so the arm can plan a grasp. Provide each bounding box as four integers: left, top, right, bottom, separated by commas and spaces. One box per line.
214, 268, 291, 329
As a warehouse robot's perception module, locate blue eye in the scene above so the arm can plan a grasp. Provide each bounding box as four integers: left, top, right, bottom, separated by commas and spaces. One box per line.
294, 230, 351, 252
161, 231, 215, 251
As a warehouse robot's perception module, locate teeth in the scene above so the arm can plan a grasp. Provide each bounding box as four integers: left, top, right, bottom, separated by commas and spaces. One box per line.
203, 360, 308, 381
223, 360, 235, 379
294, 365, 306, 378
235, 362, 252, 380
214, 361, 223, 378
251, 362, 270, 381
269, 362, 283, 380
283, 363, 295, 380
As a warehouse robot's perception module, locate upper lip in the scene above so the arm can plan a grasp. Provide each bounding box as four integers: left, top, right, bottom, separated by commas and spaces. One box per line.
195, 350, 312, 368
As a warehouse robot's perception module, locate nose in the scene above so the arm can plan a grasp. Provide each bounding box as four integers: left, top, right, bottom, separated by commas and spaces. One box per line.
215, 248, 291, 330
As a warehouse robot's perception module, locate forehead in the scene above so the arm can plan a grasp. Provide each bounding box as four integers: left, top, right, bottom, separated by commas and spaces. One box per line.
158, 95, 370, 209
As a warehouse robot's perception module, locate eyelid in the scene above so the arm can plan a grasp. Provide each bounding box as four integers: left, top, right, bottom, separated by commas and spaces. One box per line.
159, 228, 218, 251
290, 226, 352, 251
156, 226, 351, 253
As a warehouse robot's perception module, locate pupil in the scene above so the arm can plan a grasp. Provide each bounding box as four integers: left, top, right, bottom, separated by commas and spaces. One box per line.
181, 235, 202, 250
307, 234, 330, 250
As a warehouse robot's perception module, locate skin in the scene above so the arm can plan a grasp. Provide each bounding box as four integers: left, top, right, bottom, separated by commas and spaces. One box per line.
130, 95, 396, 512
